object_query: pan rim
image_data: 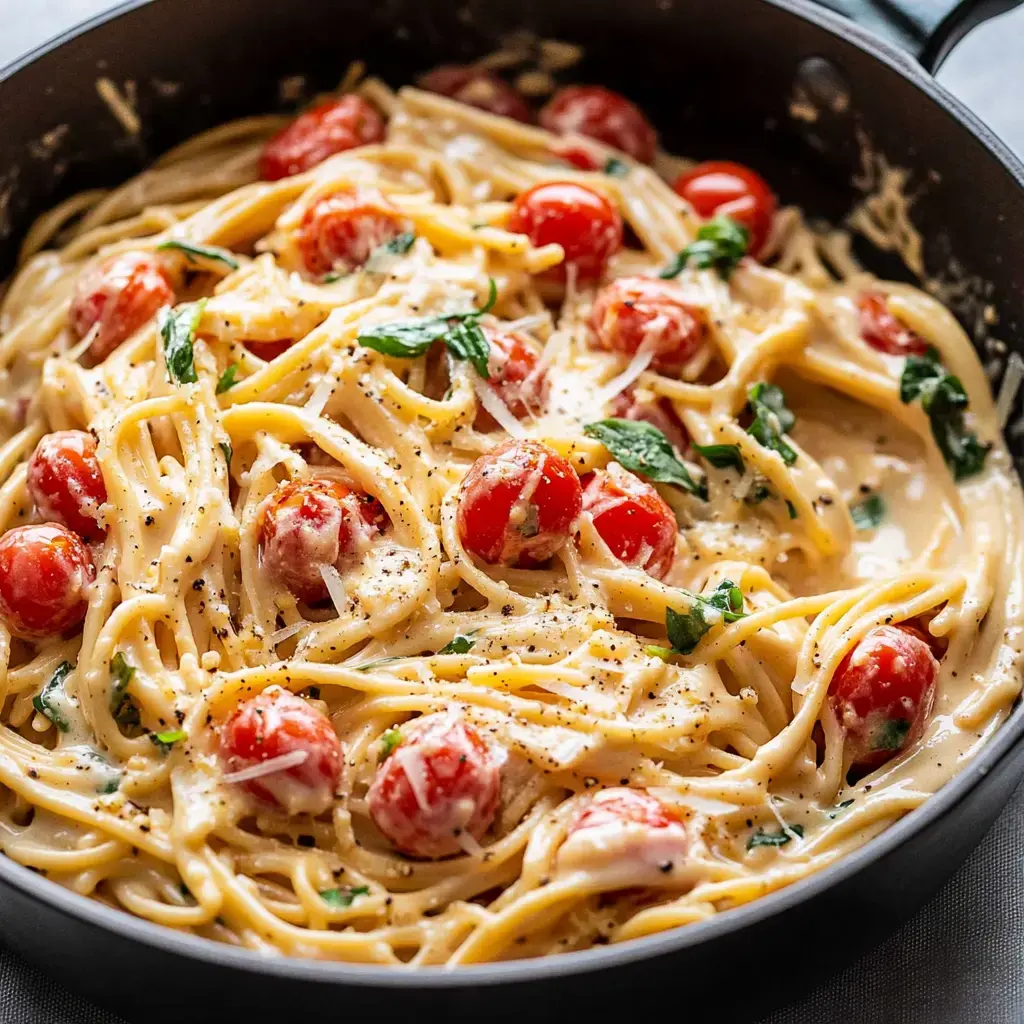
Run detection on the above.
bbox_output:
[0,0,1022,990]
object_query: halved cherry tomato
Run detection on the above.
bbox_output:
[673,160,776,256]
[829,624,938,772]
[220,688,342,815]
[28,431,107,542]
[367,712,501,859]
[0,524,95,638]
[258,477,387,602]
[608,388,689,453]
[570,787,681,833]
[244,339,294,361]
[856,291,929,356]
[297,188,409,277]
[474,329,548,430]
[552,141,603,172]
[70,252,174,364]
[591,276,706,374]
[419,64,532,122]
[457,439,582,567]
[581,465,676,579]
[540,86,657,164]
[506,181,622,283]
[259,96,386,181]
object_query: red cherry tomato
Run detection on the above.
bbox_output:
[220,688,342,815]
[581,465,676,579]
[591,276,706,374]
[673,161,776,256]
[419,64,532,122]
[506,181,622,283]
[551,141,603,172]
[70,252,174,364]
[258,477,387,602]
[457,439,583,567]
[367,712,501,859]
[540,86,657,164]
[569,787,681,835]
[259,96,386,181]
[829,624,938,772]
[297,188,409,277]
[0,524,95,638]
[474,329,548,430]
[28,431,107,542]
[608,388,689,453]
[245,339,294,361]
[856,291,929,356]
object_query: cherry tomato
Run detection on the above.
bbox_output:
[0,524,95,638]
[506,181,622,283]
[570,787,681,834]
[608,388,689,453]
[419,64,532,122]
[367,712,501,859]
[591,276,706,373]
[856,291,929,356]
[829,624,938,772]
[540,86,657,164]
[245,339,294,361]
[457,439,582,567]
[259,96,386,181]
[297,188,409,277]
[220,688,342,815]
[474,329,548,430]
[673,160,776,256]
[70,252,174,364]
[258,477,387,602]
[581,465,676,579]
[28,431,107,542]
[551,141,603,172]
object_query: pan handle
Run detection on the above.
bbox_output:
[814,0,1023,73]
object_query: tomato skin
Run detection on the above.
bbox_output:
[540,86,657,164]
[244,339,294,361]
[0,524,95,638]
[591,276,706,374]
[259,96,386,181]
[367,712,501,859]
[70,252,174,364]
[457,439,583,567]
[608,388,688,453]
[474,329,548,430]
[506,181,622,283]
[28,431,107,541]
[258,477,387,602]
[419,65,532,122]
[297,188,408,277]
[829,624,938,771]
[581,465,676,579]
[673,160,776,256]
[570,787,681,835]
[856,291,929,356]
[220,688,342,815]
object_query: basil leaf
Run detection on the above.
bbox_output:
[747,824,804,850]
[219,441,233,466]
[701,579,746,623]
[357,316,451,358]
[583,419,707,499]
[604,157,629,178]
[320,885,370,908]
[660,215,749,281]
[109,653,136,723]
[850,493,885,531]
[149,728,186,753]
[644,644,677,661]
[873,718,911,751]
[438,634,476,655]
[476,277,498,316]
[693,442,745,475]
[33,661,73,732]
[157,239,239,271]
[216,364,238,394]
[378,728,402,761]
[444,319,491,379]
[364,232,416,272]
[664,581,746,655]
[159,300,206,385]
[747,382,797,465]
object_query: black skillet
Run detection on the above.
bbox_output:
[0,1,1021,1021]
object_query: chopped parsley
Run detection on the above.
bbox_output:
[378,728,402,762]
[850,492,885,531]
[747,824,804,850]
[665,580,747,655]
[438,633,477,655]
[660,215,749,280]
[149,728,186,753]
[157,239,239,271]
[216,364,239,394]
[873,718,911,751]
[320,885,370,908]
[159,300,206,386]
[33,661,73,732]
[604,157,630,178]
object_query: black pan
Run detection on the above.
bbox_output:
[0,1,1021,1021]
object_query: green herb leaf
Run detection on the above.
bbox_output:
[379,728,402,761]
[664,581,746,655]
[323,271,346,284]
[872,718,911,752]
[157,239,239,271]
[364,232,416,273]
[109,652,136,726]
[604,157,629,178]
[159,300,206,386]
[438,634,477,655]
[219,441,233,466]
[747,824,804,850]
[692,442,745,475]
[149,728,186,753]
[476,277,498,316]
[786,499,798,520]
[747,382,797,465]
[660,215,750,280]
[216,364,238,394]
[850,493,885,531]
[701,579,746,623]
[744,478,773,505]
[444,318,491,379]
[33,661,73,732]
[100,776,121,794]
[827,798,855,819]
[583,419,707,499]
[644,644,677,662]
[356,656,405,672]
[320,884,370,908]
